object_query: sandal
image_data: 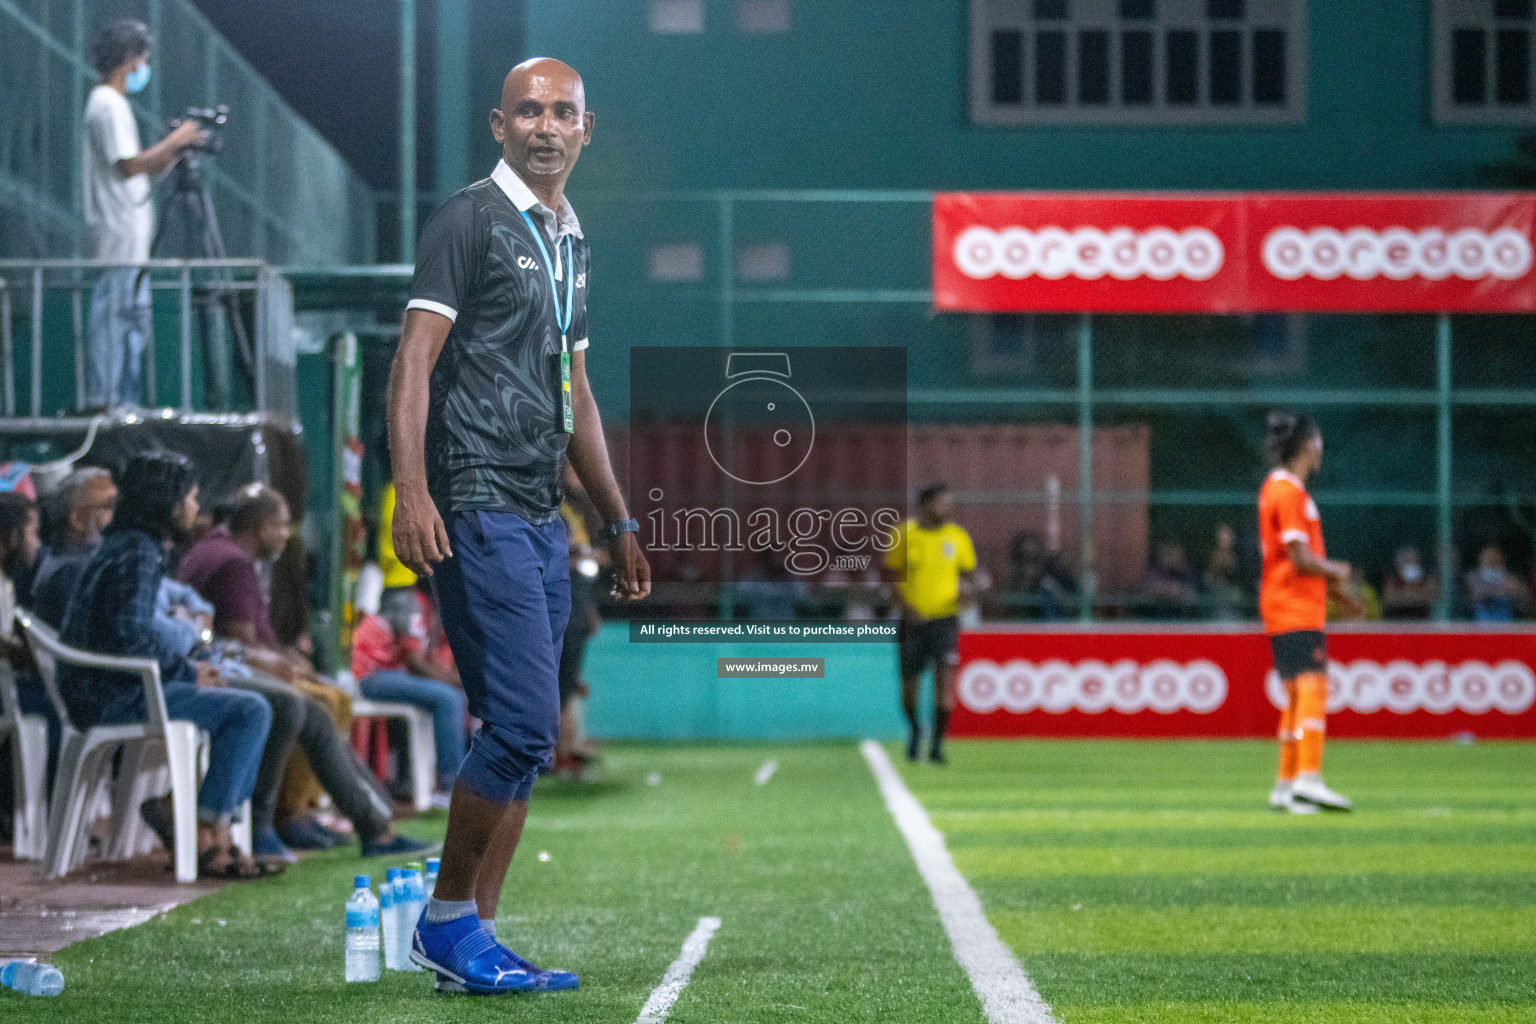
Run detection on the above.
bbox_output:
[199,845,281,880]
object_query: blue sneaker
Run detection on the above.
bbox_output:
[411,914,535,995]
[503,948,579,992]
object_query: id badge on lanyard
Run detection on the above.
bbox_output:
[519,209,576,434]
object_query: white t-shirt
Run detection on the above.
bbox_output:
[81,84,153,263]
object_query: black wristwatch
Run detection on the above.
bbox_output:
[597,518,639,542]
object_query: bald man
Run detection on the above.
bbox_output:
[389,58,650,996]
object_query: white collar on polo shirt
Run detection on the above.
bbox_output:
[490,159,583,242]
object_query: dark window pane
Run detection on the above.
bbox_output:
[1497,29,1531,102]
[1210,29,1242,104]
[1036,30,1068,104]
[1208,0,1243,18]
[1253,28,1286,104]
[1120,0,1155,18]
[1079,29,1111,103]
[1034,0,1068,18]
[992,30,1025,104]
[1454,29,1488,105]
[1122,30,1154,104]
[1495,0,1532,18]
[1167,30,1199,104]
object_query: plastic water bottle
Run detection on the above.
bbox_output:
[424,857,439,898]
[398,869,427,970]
[379,867,402,970]
[344,875,381,983]
[1,960,64,996]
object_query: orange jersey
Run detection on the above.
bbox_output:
[1258,469,1327,634]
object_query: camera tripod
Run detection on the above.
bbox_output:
[147,146,255,410]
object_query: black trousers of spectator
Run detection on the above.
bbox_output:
[232,674,392,842]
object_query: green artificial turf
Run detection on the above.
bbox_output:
[905,738,1536,1023]
[4,739,1533,1023]
[1,744,984,1024]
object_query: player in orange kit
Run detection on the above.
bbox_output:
[1258,412,1359,814]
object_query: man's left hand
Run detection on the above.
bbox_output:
[609,533,651,601]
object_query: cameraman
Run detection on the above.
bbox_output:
[82,19,204,410]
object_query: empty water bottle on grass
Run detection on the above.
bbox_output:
[1,960,64,996]
[345,875,381,983]
[380,867,403,970]
[424,857,439,898]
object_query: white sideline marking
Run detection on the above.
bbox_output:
[861,740,1057,1024]
[635,916,722,1024]
[754,759,779,785]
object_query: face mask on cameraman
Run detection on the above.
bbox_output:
[125,59,151,94]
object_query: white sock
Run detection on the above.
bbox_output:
[423,897,478,924]
[480,918,496,938]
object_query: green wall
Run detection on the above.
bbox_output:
[526,0,1522,191]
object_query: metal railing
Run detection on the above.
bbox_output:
[0,259,293,417]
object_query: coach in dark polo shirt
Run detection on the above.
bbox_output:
[387,57,649,994]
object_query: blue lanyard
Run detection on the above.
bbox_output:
[518,209,575,348]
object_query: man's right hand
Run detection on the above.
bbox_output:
[393,487,452,577]
[167,119,204,150]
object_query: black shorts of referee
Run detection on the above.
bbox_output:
[899,616,960,678]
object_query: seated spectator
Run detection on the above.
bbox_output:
[1329,566,1382,621]
[351,577,467,802]
[1465,544,1529,623]
[1138,539,1201,619]
[1,492,41,609]
[32,468,117,627]
[179,483,429,860]
[55,453,275,879]
[1004,531,1075,620]
[1382,545,1439,620]
[1202,523,1249,621]
[0,491,60,773]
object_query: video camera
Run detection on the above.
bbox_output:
[170,105,229,154]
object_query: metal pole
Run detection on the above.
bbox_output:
[1435,313,1453,622]
[30,268,42,416]
[71,285,84,410]
[717,197,736,618]
[254,268,267,412]
[399,0,417,263]
[433,0,471,195]
[70,0,85,257]
[1,281,13,415]
[1077,313,1094,622]
[179,266,192,411]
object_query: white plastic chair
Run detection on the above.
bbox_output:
[347,675,437,814]
[18,610,252,869]
[0,662,49,860]
[19,609,199,882]
[348,564,438,813]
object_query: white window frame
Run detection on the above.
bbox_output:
[970,0,1307,126]
[650,0,705,34]
[1434,0,1536,124]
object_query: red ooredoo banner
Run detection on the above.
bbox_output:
[952,627,1536,739]
[934,192,1536,313]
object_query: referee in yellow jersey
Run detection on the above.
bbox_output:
[883,483,977,764]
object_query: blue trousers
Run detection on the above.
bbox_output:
[431,510,570,804]
[87,267,149,408]
[359,669,468,789]
[101,682,271,822]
